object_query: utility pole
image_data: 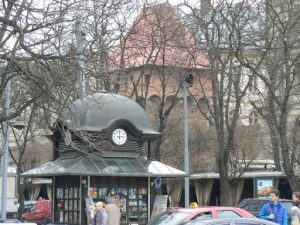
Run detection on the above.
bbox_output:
[183,74,193,208]
[75,16,86,97]
[1,76,11,220]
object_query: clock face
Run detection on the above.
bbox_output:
[112,129,127,145]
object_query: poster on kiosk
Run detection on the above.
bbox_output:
[256,178,273,198]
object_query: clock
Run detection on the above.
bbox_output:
[112,128,127,145]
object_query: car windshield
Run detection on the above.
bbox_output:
[150,211,191,225]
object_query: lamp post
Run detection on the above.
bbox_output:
[1,77,11,220]
[1,77,26,220]
[183,74,193,208]
[75,16,86,97]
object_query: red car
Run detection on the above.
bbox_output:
[22,200,51,225]
[149,207,255,225]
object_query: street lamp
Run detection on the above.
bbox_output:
[1,77,26,220]
[1,76,12,221]
[183,74,193,208]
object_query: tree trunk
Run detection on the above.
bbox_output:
[280,127,300,191]
[153,138,162,161]
[17,170,25,220]
[266,119,281,171]
[218,155,232,206]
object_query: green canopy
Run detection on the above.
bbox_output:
[21,153,186,178]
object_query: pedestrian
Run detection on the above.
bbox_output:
[291,192,300,225]
[105,197,121,225]
[93,202,108,225]
[259,189,288,225]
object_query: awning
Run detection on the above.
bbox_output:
[21,153,186,178]
[190,171,286,180]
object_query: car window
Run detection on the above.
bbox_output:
[184,221,207,225]
[235,222,269,225]
[211,222,231,225]
[149,212,191,225]
[217,210,242,218]
[185,222,230,225]
[30,205,36,212]
[192,211,212,220]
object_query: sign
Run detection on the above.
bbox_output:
[154,177,161,189]
[151,195,168,220]
[256,178,273,197]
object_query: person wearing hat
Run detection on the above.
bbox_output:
[105,197,121,225]
[93,202,108,225]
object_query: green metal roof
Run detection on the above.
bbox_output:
[63,91,161,137]
[21,153,186,178]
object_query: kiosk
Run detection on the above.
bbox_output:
[22,91,186,225]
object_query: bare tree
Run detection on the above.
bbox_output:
[0,0,81,125]
[235,0,300,191]
[0,0,85,216]
[181,0,264,205]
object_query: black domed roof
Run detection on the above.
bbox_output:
[62,91,160,137]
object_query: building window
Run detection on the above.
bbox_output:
[144,74,150,87]
[148,95,161,105]
[249,111,258,125]
[249,75,258,92]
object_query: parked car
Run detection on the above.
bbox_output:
[237,198,293,219]
[182,218,278,225]
[22,200,51,225]
[148,207,255,225]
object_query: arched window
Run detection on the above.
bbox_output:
[187,96,196,110]
[148,95,161,105]
[165,95,179,106]
[249,75,258,92]
[197,97,209,113]
[249,111,258,125]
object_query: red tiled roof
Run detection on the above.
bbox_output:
[110,3,209,70]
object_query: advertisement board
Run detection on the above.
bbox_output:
[256,178,273,197]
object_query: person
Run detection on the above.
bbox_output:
[105,197,121,225]
[93,202,108,225]
[291,192,300,225]
[259,189,288,225]
[189,202,198,208]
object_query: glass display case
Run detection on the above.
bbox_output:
[138,188,148,224]
[55,187,80,224]
[88,186,148,225]
[128,188,138,223]
[128,187,148,224]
